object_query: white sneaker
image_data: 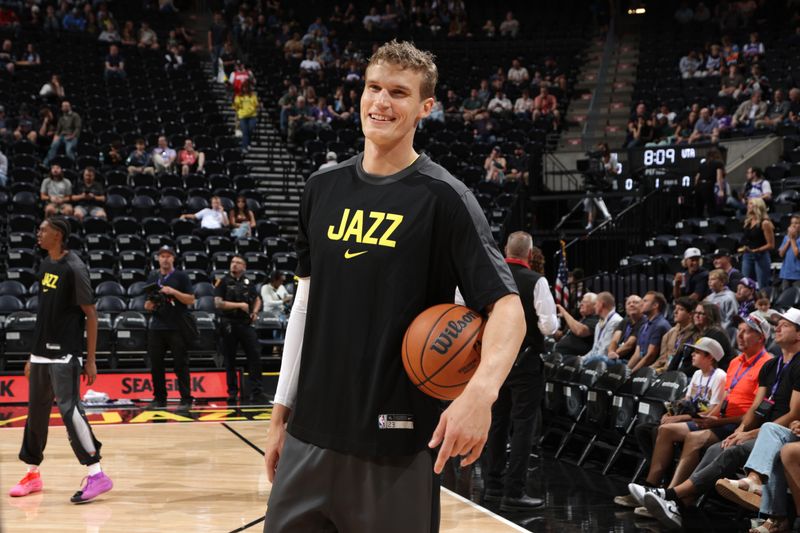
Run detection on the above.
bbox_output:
[628,483,666,506]
[643,492,682,530]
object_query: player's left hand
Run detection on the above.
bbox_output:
[83,360,97,386]
[429,390,491,474]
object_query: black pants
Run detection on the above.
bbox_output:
[147,329,192,402]
[483,350,544,497]
[220,322,263,397]
[20,357,102,466]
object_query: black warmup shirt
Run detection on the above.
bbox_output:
[758,354,800,422]
[32,252,93,358]
[146,269,193,330]
[289,153,517,457]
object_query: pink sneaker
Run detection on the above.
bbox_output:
[70,472,113,504]
[9,471,43,497]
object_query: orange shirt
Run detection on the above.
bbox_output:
[723,350,772,417]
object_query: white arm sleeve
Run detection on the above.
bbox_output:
[272,277,310,409]
[454,287,466,306]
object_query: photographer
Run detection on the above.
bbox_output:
[214,256,266,404]
[583,143,617,230]
[144,246,195,409]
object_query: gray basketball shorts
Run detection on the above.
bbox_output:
[264,433,440,533]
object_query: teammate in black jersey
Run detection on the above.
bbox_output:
[263,41,526,532]
[9,217,113,503]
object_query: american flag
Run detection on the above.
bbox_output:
[554,240,570,307]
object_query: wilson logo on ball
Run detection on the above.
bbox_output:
[429,311,480,355]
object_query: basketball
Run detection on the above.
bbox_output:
[402,304,484,401]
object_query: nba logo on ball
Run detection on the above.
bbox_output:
[402,304,485,401]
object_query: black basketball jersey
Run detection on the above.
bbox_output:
[289,153,517,456]
[32,251,94,359]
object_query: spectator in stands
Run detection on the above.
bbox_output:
[62,7,85,32]
[230,195,256,239]
[581,292,624,366]
[512,89,534,119]
[484,146,506,184]
[13,104,38,143]
[278,85,299,134]
[177,139,205,176]
[674,111,698,144]
[533,86,559,129]
[0,147,6,188]
[779,214,800,291]
[181,195,230,239]
[757,89,789,129]
[506,145,529,184]
[126,138,154,175]
[693,146,725,216]
[120,20,136,46]
[740,197,775,291]
[626,115,654,148]
[481,19,496,38]
[208,12,227,68]
[300,50,322,73]
[671,302,735,376]
[234,81,259,152]
[542,56,567,92]
[0,39,14,74]
[732,90,767,132]
[628,291,671,372]
[151,136,177,174]
[41,164,73,217]
[712,249,743,291]
[608,295,644,364]
[743,64,770,98]
[261,270,293,340]
[39,74,65,102]
[622,317,770,512]
[712,104,732,136]
[137,21,158,50]
[705,44,722,76]
[789,88,800,125]
[719,64,744,99]
[729,166,771,213]
[689,107,719,144]
[327,86,353,124]
[736,277,758,319]
[319,151,338,171]
[43,101,80,165]
[461,88,487,123]
[554,293,599,358]
[653,297,698,373]
[679,50,702,78]
[487,90,512,118]
[499,11,520,38]
[705,269,739,329]
[286,95,312,143]
[507,58,529,87]
[42,5,60,34]
[103,44,125,81]
[71,167,106,221]
[97,21,120,43]
[742,31,765,63]
[16,43,40,67]
[230,61,255,98]
[643,308,800,530]
[674,247,710,302]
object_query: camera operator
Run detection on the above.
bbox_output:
[144,245,196,409]
[583,142,618,230]
[214,255,266,404]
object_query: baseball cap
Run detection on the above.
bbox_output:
[732,312,771,339]
[768,307,800,328]
[157,245,176,257]
[683,247,702,260]
[738,277,758,291]
[713,248,731,258]
[685,337,724,362]
[326,151,337,161]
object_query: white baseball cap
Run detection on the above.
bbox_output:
[685,337,724,362]
[768,308,800,328]
[683,247,702,260]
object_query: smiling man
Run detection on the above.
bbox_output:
[263,40,525,533]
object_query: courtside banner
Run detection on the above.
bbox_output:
[0,371,229,404]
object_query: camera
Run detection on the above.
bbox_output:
[142,282,168,307]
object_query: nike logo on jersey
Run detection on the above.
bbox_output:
[344,249,368,259]
[327,209,404,248]
[41,272,59,292]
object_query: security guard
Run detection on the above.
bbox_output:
[214,255,266,403]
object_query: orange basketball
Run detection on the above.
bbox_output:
[402,304,484,401]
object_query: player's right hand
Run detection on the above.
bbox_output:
[264,419,287,483]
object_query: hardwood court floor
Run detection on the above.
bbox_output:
[1,420,527,533]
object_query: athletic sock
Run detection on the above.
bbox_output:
[664,488,677,501]
[88,463,102,476]
[26,465,39,473]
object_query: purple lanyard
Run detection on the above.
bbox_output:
[157,270,174,288]
[728,350,765,393]
[769,353,798,400]
[693,371,714,401]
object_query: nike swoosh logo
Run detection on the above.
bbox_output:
[344,249,368,259]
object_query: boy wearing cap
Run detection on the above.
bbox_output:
[673,247,709,302]
[644,308,800,530]
[778,214,800,291]
[736,277,758,318]
[705,269,739,329]
[712,248,743,291]
[9,217,112,503]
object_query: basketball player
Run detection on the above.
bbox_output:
[9,217,113,503]
[263,40,525,532]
